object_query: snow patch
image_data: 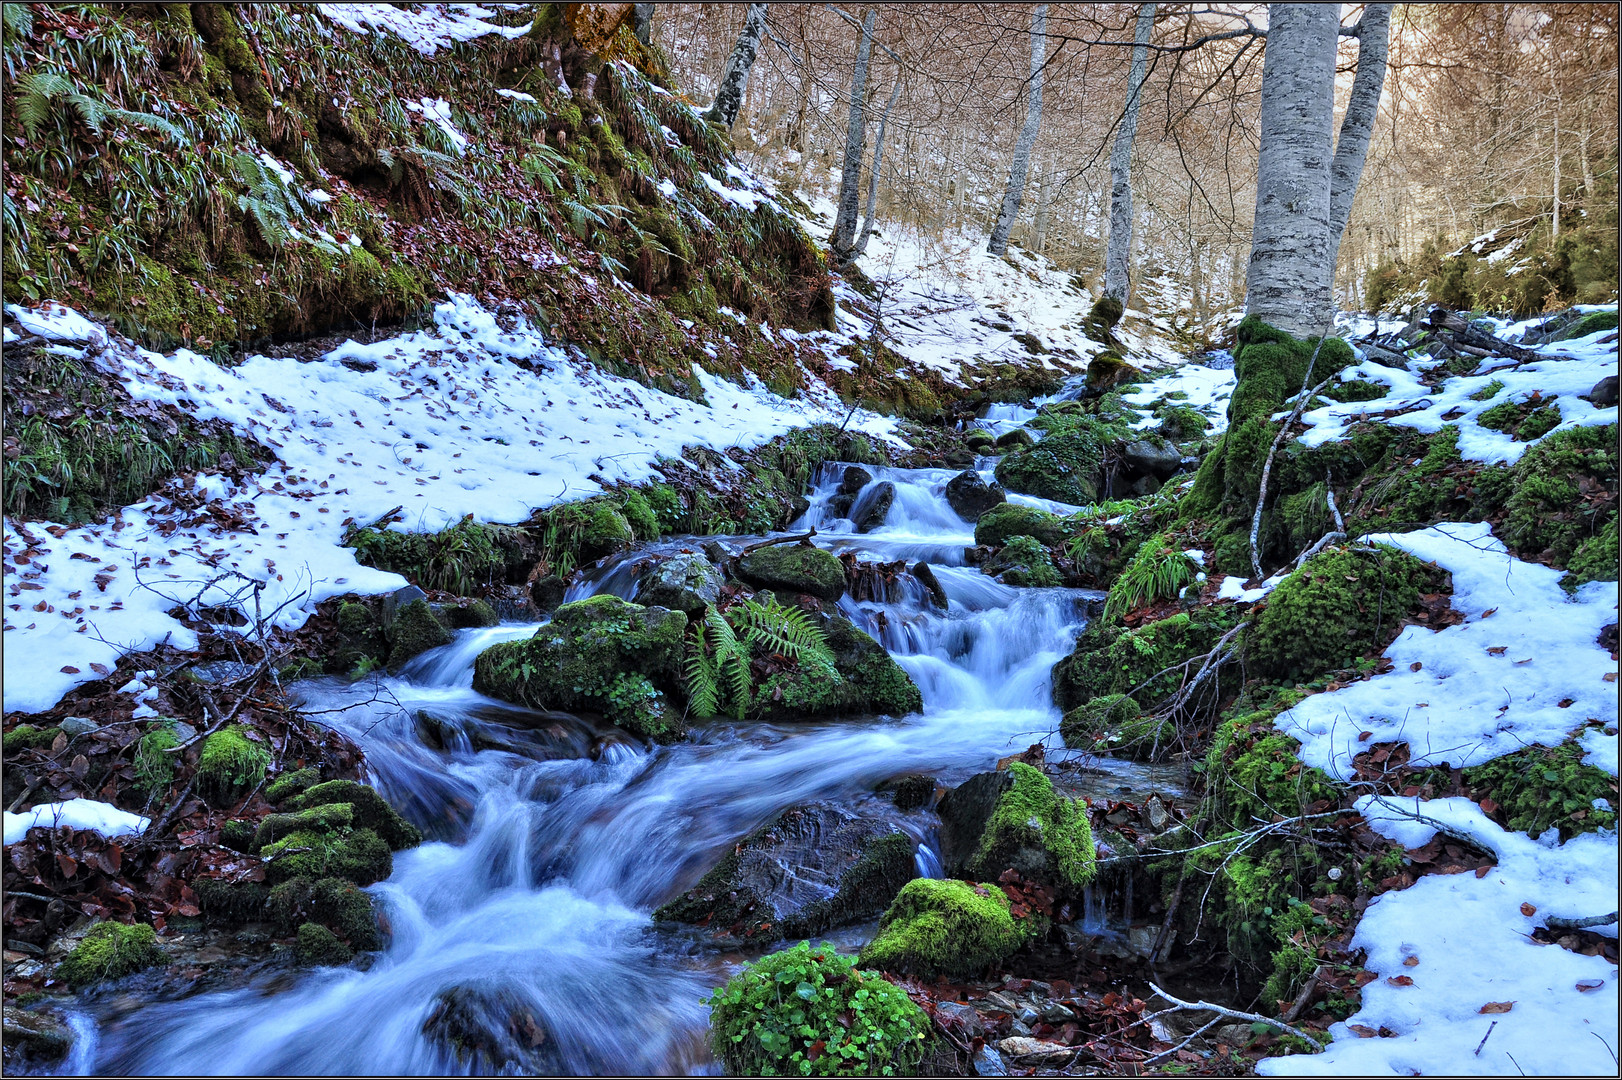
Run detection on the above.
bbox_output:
[318,3,530,55]
[3,800,150,845]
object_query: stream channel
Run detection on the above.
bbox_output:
[63,401,1188,1075]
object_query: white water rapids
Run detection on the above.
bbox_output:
[68,457,1170,1076]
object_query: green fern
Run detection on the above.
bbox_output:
[14,69,185,145]
[684,620,721,719]
[232,152,296,248]
[729,596,834,667]
[1103,534,1199,623]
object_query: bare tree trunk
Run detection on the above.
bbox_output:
[855,76,902,256]
[702,3,769,129]
[830,9,876,261]
[988,4,1048,256]
[1325,2,1391,278]
[1032,158,1052,255]
[1245,3,1340,337]
[1105,2,1155,300]
[633,3,655,47]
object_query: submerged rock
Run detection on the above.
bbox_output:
[421,984,565,1074]
[635,551,723,615]
[851,480,896,533]
[944,470,1007,522]
[736,544,845,602]
[472,595,688,741]
[2,1005,73,1065]
[654,802,917,943]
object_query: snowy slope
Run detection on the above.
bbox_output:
[1,296,900,716]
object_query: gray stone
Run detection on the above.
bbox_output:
[997,1037,1072,1066]
[1120,437,1183,480]
[973,1046,1009,1076]
[936,769,1014,878]
[944,470,1008,522]
[57,717,97,737]
[839,465,873,495]
[851,481,896,533]
[994,428,1036,450]
[382,585,429,628]
[636,552,723,615]
[911,561,949,609]
[528,576,567,612]
[1587,375,1618,407]
[935,1000,984,1038]
[2,1005,72,1062]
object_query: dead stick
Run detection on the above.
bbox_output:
[1146,981,1324,1051]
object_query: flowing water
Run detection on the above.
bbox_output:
[66,449,1182,1076]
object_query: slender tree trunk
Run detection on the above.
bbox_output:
[1032,159,1052,255]
[702,3,769,129]
[988,4,1048,256]
[1105,2,1155,300]
[830,9,876,260]
[855,77,902,256]
[633,3,655,47]
[1324,3,1391,280]
[1245,3,1339,337]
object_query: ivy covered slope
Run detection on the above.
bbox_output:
[0,2,848,398]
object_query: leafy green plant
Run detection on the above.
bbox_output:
[14,69,186,146]
[685,598,835,720]
[1103,533,1199,622]
[231,151,298,248]
[133,721,179,798]
[704,941,930,1077]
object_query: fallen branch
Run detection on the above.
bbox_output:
[740,529,817,554]
[1546,912,1619,932]
[1146,981,1324,1052]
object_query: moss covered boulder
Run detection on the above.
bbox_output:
[260,827,394,887]
[268,875,381,949]
[984,535,1061,587]
[55,922,163,988]
[858,878,1029,980]
[706,942,931,1077]
[472,595,688,741]
[1060,693,1174,760]
[994,428,1107,506]
[387,598,454,672]
[1248,543,1448,681]
[286,779,423,851]
[736,544,845,602]
[196,724,271,807]
[937,763,1096,890]
[974,503,1065,547]
[1051,608,1235,714]
[636,551,723,615]
[654,803,916,943]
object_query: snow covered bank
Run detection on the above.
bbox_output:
[1,800,150,845]
[2,296,900,715]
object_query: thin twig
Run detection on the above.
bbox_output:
[1146,981,1324,1051]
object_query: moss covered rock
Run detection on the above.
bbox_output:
[55,922,163,988]
[1248,543,1447,681]
[1052,608,1235,713]
[938,764,1096,890]
[196,725,271,806]
[984,535,1061,587]
[706,941,930,1077]
[251,802,354,853]
[295,922,353,966]
[264,767,320,804]
[858,878,1028,980]
[654,803,915,942]
[1060,693,1174,760]
[973,502,1065,547]
[267,875,380,949]
[440,599,500,629]
[286,780,422,850]
[387,598,453,672]
[260,827,393,887]
[2,725,64,753]
[472,595,688,740]
[994,428,1107,506]
[636,551,723,614]
[736,545,845,602]
[1227,316,1354,426]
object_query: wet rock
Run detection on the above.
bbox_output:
[702,540,730,564]
[382,584,429,627]
[937,764,1096,889]
[472,595,688,741]
[750,611,923,721]
[850,481,896,533]
[1120,437,1183,480]
[965,429,997,454]
[998,1037,1073,1066]
[386,598,453,671]
[935,1000,984,1037]
[993,428,1035,450]
[840,465,874,494]
[912,561,950,609]
[286,780,422,851]
[421,984,564,1074]
[654,802,916,943]
[973,503,1064,547]
[2,1004,73,1064]
[635,552,723,616]
[737,544,845,602]
[1587,374,1618,407]
[938,769,1015,876]
[528,575,568,612]
[973,1044,1010,1075]
[1145,794,1171,831]
[945,470,1007,522]
[437,599,499,629]
[878,773,936,810]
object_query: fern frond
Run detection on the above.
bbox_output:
[684,621,720,719]
[732,597,834,666]
[108,107,188,146]
[720,648,751,720]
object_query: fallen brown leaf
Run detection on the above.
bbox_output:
[1479,1002,1514,1014]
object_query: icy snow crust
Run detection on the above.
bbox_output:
[317,3,530,55]
[1262,521,1618,1077]
[1275,521,1617,781]
[1,799,150,845]
[1,295,899,715]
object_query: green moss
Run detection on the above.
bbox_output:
[1060,693,1174,760]
[287,780,421,850]
[1203,713,1341,832]
[1502,424,1617,567]
[1563,516,1618,593]
[387,598,453,671]
[264,766,320,804]
[295,922,353,966]
[251,802,354,852]
[736,545,846,602]
[2,724,63,753]
[1469,379,1506,402]
[1463,741,1618,841]
[55,922,163,988]
[347,518,519,595]
[1554,308,1619,340]
[260,826,393,887]
[1052,608,1235,713]
[1228,317,1355,426]
[196,724,271,806]
[984,534,1060,587]
[1260,899,1331,1010]
[1478,398,1562,441]
[706,941,930,1077]
[133,724,180,795]
[278,656,325,682]
[825,616,923,717]
[217,820,259,853]
[858,878,1029,980]
[1249,544,1446,682]
[194,877,269,924]
[994,425,1111,506]
[336,602,375,635]
[974,502,1065,547]
[962,762,1096,889]
[440,599,499,629]
[472,595,688,740]
[267,876,380,948]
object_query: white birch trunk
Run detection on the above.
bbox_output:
[830,10,876,260]
[1104,2,1155,301]
[987,4,1048,257]
[855,76,902,256]
[1244,3,1339,338]
[702,3,769,129]
[1324,2,1391,279]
